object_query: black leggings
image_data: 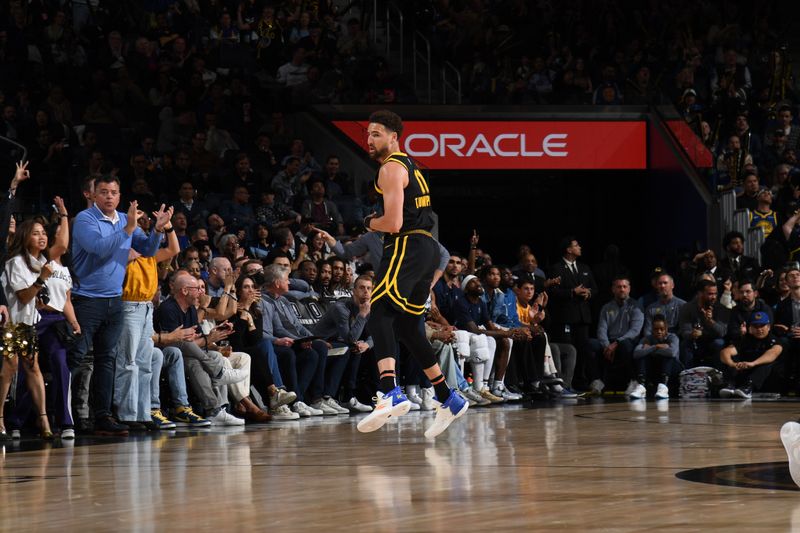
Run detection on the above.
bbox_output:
[368,298,438,370]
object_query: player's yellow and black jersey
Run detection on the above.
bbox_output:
[375,152,435,233]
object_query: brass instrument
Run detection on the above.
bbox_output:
[766,46,793,119]
[725,148,746,189]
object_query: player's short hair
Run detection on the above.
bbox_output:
[369,109,404,137]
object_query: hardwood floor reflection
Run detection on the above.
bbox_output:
[2,400,800,531]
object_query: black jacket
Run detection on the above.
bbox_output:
[547,259,597,326]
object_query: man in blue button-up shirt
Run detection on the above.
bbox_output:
[69,175,166,436]
[588,276,644,396]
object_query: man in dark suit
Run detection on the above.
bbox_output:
[547,236,597,389]
[172,180,209,229]
[718,230,760,283]
[772,265,800,390]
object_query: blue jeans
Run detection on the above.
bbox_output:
[151,346,190,409]
[323,342,351,398]
[114,301,155,421]
[69,296,124,419]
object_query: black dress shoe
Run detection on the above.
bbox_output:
[120,421,148,431]
[77,418,94,434]
[94,417,130,436]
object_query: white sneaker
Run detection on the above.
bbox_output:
[424,390,469,439]
[655,383,670,400]
[61,428,75,439]
[624,379,639,397]
[629,383,647,400]
[270,388,297,408]
[291,402,312,417]
[323,397,350,415]
[348,397,373,413]
[209,409,245,426]
[296,400,323,416]
[781,421,800,488]
[214,367,247,387]
[420,387,435,411]
[408,400,421,411]
[270,404,300,420]
[356,388,411,433]
[311,399,339,416]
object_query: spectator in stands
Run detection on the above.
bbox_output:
[678,279,730,368]
[256,188,300,229]
[589,277,644,397]
[206,257,235,299]
[316,155,353,198]
[189,130,217,177]
[548,237,597,390]
[631,315,678,400]
[219,185,257,234]
[248,223,271,260]
[734,113,762,163]
[259,264,332,416]
[644,273,686,336]
[297,260,318,287]
[311,274,374,413]
[455,275,522,401]
[69,175,165,436]
[736,173,761,212]
[432,252,464,325]
[114,207,178,431]
[689,249,726,288]
[773,266,800,386]
[767,106,800,152]
[763,129,789,175]
[750,188,778,238]
[727,279,773,342]
[719,311,781,399]
[301,180,344,236]
[277,46,310,87]
[505,276,562,399]
[171,211,191,250]
[271,156,312,206]
[155,272,246,425]
[718,231,760,283]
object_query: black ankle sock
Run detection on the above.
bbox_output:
[379,370,396,394]
[430,374,450,401]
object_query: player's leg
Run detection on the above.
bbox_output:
[357,300,412,433]
[394,313,468,439]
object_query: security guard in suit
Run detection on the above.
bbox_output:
[547,236,597,389]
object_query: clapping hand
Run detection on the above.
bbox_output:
[152,204,173,231]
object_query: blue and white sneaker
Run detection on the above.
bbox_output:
[424,389,469,439]
[356,386,412,433]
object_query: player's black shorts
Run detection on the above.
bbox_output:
[371,230,440,315]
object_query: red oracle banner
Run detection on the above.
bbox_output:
[332,120,647,170]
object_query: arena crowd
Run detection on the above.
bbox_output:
[0,0,799,438]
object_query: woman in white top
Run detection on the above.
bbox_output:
[17,197,78,438]
[0,218,57,439]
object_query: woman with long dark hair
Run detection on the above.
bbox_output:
[0,216,65,439]
[230,275,297,420]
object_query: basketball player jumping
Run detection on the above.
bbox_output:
[356,110,469,438]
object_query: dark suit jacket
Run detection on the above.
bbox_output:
[547,259,598,326]
[173,200,209,229]
[774,296,799,334]
[717,254,760,283]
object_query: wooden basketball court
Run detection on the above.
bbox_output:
[1,399,798,531]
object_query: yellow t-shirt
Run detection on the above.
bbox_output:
[517,301,531,326]
[122,256,159,302]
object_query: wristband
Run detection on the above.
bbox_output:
[34,278,45,287]
[58,213,68,219]
[163,226,174,233]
